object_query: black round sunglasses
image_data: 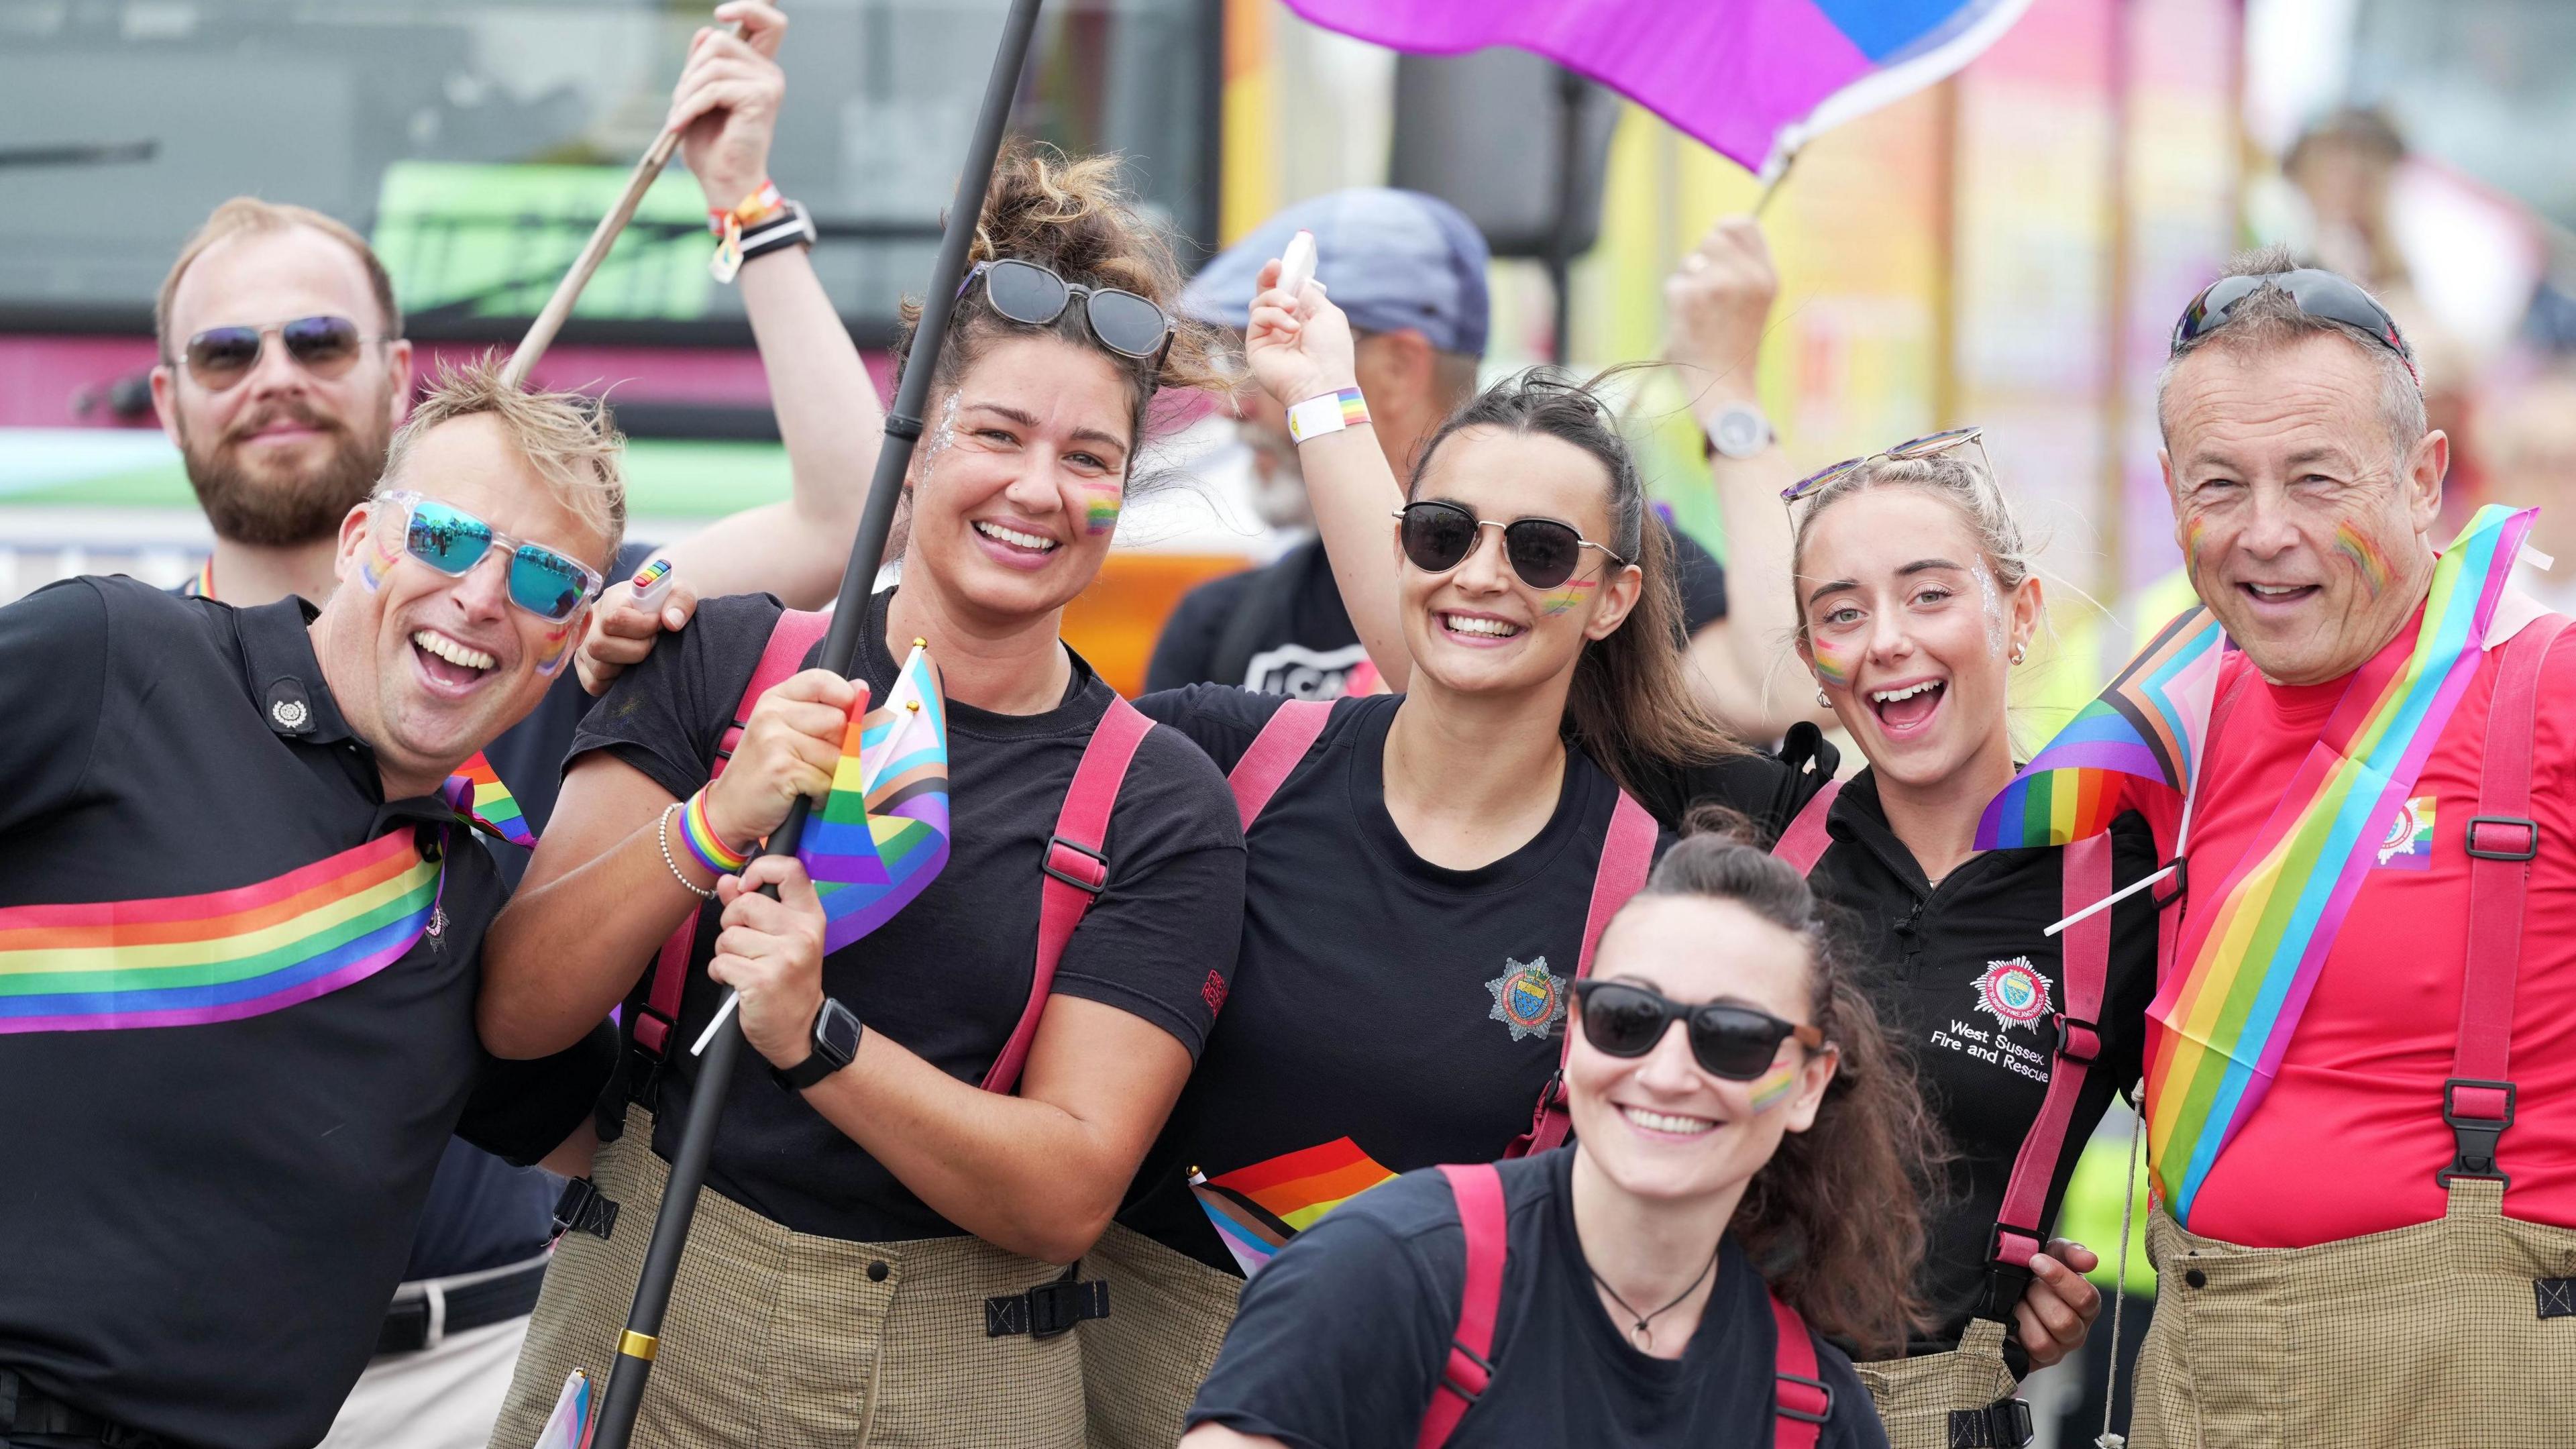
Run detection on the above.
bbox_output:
[1395,500,1628,592]
[1571,979,1825,1080]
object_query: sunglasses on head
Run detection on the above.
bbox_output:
[1394,500,1628,592]
[2171,269,2418,385]
[957,258,1177,366]
[1782,426,1987,505]
[380,490,604,624]
[180,315,384,390]
[1572,979,1825,1080]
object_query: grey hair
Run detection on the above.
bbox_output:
[1788,447,2033,644]
[2154,245,2426,464]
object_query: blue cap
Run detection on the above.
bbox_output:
[1181,189,1491,358]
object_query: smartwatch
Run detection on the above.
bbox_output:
[773,996,863,1091]
[1706,402,1774,460]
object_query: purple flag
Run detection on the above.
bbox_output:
[1284,0,2034,176]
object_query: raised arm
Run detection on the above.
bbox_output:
[1663,217,1827,740]
[1240,265,1417,689]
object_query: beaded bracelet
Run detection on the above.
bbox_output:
[657,803,717,900]
[679,788,751,874]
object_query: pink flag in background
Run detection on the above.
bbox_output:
[1283,0,2035,176]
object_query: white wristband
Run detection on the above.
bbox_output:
[1286,387,1370,445]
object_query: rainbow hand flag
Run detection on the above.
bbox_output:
[441,751,533,848]
[2146,505,2535,1226]
[1191,1137,1398,1277]
[0,832,441,1034]
[796,644,951,955]
[1978,606,2229,849]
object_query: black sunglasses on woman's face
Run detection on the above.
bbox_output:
[1393,500,1628,592]
[1571,979,1824,1080]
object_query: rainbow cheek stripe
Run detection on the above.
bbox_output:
[1539,577,1597,616]
[1748,1059,1801,1113]
[1809,639,1856,690]
[0,833,441,1034]
[358,524,404,593]
[2333,525,2392,598]
[533,622,575,679]
[1079,483,1122,535]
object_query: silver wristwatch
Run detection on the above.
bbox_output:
[1707,402,1774,460]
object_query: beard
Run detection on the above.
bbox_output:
[179,396,390,547]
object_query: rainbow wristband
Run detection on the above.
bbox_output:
[680,789,751,874]
[707,180,784,235]
[1286,387,1370,445]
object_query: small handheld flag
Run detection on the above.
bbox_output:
[533,1368,592,1449]
[442,751,535,848]
[798,642,953,955]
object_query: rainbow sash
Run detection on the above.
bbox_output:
[0,831,441,1034]
[1190,1137,1398,1276]
[2146,505,2535,1224]
[796,645,951,954]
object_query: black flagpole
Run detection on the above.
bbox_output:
[583,0,1047,1442]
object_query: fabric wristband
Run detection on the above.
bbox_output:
[708,180,785,236]
[680,788,751,874]
[1286,387,1370,445]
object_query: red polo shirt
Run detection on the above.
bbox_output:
[2140,612,2576,1248]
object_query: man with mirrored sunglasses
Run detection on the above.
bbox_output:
[0,361,629,1449]
[2063,249,2576,1446]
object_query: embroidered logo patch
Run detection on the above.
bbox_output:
[1972,957,2051,1033]
[1201,969,1229,1017]
[1485,957,1567,1041]
[2376,795,2436,870]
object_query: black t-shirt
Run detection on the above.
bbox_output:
[574,587,1246,1242]
[1120,689,1682,1273]
[0,578,606,1449]
[1799,770,2158,1355]
[1187,1148,1886,1449]
[1146,524,1733,696]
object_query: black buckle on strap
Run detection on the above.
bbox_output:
[551,1177,621,1242]
[2465,815,2540,861]
[1040,835,1109,894]
[2438,1077,2517,1187]
[1775,1369,1834,1426]
[2051,1013,2100,1065]
[985,1267,1109,1340]
[1947,1395,2033,1447]
[2151,857,2188,910]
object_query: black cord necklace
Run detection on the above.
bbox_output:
[1589,1243,1722,1350]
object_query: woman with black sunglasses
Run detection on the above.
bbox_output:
[479,144,1247,1448]
[1079,268,1835,1445]
[1181,834,1925,1448]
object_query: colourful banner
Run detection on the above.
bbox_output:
[796,645,951,955]
[2146,506,2536,1224]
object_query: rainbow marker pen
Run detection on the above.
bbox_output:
[1539,576,1597,616]
[2333,525,2390,598]
[630,557,675,612]
[1748,1059,1801,1113]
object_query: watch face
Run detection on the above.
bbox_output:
[817,998,863,1062]
[1713,406,1770,459]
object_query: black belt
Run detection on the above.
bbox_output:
[0,1370,170,1449]
[374,1255,551,1358]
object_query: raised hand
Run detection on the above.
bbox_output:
[1243,257,1359,413]
[669,0,790,215]
[1663,216,1778,419]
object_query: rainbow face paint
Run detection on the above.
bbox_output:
[1539,576,1597,616]
[1809,636,1858,691]
[2181,516,2211,581]
[2333,524,2392,598]
[533,620,575,679]
[1078,480,1123,536]
[357,516,405,593]
[1748,1059,1801,1113]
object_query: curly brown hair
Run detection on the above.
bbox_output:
[892,142,1229,466]
[1618,826,1946,1358]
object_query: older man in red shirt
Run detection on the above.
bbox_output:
[2124,250,2576,1446]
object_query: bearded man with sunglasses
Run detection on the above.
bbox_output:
[0,360,631,1449]
[2075,250,2576,1446]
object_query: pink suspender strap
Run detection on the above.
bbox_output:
[2442,613,2565,1185]
[1768,1293,1831,1449]
[982,694,1155,1095]
[1984,831,2114,1295]
[1770,779,1842,875]
[1416,1163,1508,1449]
[1228,698,1334,828]
[1510,792,1660,1158]
[633,608,832,1058]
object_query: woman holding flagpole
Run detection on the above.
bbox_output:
[476,140,1246,1448]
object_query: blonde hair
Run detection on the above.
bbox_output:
[1788,449,2033,645]
[378,355,627,570]
[157,198,402,358]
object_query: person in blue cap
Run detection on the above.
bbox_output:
[1146,191,1815,741]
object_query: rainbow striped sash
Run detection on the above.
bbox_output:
[442,751,533,847]
[2146,505,2535,1225]
[796,643,951,954]
[0,831,441,1034]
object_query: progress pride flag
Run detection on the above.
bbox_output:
[1285,0,2034,175]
